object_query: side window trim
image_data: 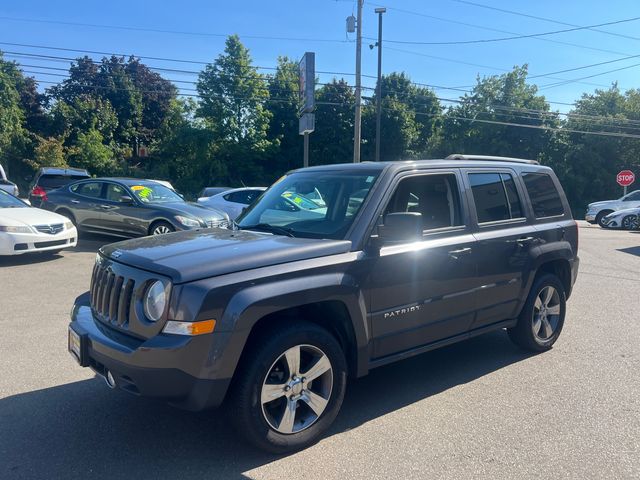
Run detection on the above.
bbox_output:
[72,181,105,200]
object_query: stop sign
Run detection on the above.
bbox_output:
[616,170,635,187]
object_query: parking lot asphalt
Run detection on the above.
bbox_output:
[1,223,638,480]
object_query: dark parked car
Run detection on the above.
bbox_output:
[29,167,91,207]
[68,156,579,453]
[43,178,229,237]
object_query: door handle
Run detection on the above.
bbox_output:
[70,199,80,204]
[516,236,535,246]
[99,205,113,210]
[448,247,472,259]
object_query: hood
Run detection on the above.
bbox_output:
[588,199,619,208]
[0,207,68,226]
[154,202,228,221]
[605,207,640,217]
[100,229,352,283]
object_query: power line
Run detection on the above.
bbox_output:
[539,62,640,89]
[450,0,640,42]
[0,16,352,44]
[380,15,640,46]
[368,2,636,58]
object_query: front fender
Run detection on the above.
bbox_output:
[209,273,369,380]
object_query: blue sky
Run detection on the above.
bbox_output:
[1,0,639,113]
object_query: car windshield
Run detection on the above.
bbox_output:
[39,174,89,189]
[0,190,27,208]
[237,170,380,239]
[129,183,183,204]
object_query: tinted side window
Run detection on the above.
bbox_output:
[385,174,462,231]
[105,183,127,202]
[73,182,103,199]
[522,173,564,218]
[623,190,640,201]
[469,173,511,223]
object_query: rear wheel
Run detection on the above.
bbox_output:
[508,274,566,352]
[622,215,639,230]
[149,221,175,236]
[228,321,347,453]
[595,210,613,228]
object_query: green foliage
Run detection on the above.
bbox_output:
[32,136,67,169]
[311,79,355,164]
[0,54,24,157]
[67,129,118,175]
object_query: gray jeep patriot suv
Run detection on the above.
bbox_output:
[68,155,579,452]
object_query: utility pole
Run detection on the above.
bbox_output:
[353,0,364,163]
[374,7,386,162]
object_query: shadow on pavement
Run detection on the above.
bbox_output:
[0,330,532,480]
[617,246,640,257]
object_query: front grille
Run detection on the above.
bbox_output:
[34,239,67,249]
[34,223,64,234]
[90,262,135,328]
[206,219,229,229]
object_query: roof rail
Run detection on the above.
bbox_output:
[445,154,539,165]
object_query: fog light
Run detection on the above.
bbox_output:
[163,319,216,336]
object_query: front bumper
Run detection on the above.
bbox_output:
[0,228,77,255]
[585,213,596,223]
[69,294,232,411]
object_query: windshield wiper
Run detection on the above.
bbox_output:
[239,223,296,237]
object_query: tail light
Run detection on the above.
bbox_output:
[32,186,48,202]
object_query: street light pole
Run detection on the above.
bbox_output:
[374,7,385,162]
[353,0,364,163]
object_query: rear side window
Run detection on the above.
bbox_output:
[522,173,565,218]
[38,174,90,189]
[71,182,103,199]
[469,172,524,223]
[225,190,262,205]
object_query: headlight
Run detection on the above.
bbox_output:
[0,225,34,233]
[143,280,169,322]
[64,221,74,230]
[175,215,202,228]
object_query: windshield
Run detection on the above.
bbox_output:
[130,183,183,204]
[237,170,380,239]
[0,190,28,208]
[39,174,89,189]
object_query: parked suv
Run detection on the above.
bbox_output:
[68,155,579,452]
[29,167,91,207]
[585,189,640,227]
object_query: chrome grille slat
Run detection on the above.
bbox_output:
[34,223,64,234]
[90,260,135,331]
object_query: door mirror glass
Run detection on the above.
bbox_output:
[378,212,423,243]
[119,195,134,204]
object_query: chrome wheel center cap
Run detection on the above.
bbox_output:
[289,377,304,396]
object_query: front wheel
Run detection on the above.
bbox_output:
[622,215,639,230]
[228,322,347,453]
[149,221,175,236]
[508,274,566,352]
[595,210,612,228]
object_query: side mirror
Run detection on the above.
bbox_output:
[378,212,423,243]
[120,195,134,204]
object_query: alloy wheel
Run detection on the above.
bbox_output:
[152,225,172,235]
[532,286,561,341]
[260,344,333,434]
[622,215,639,230]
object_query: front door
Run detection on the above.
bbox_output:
[100,182,147,236]
[365,171,478,359]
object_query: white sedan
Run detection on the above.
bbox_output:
[0,190,78,255]
[602,207,640,230]
[198,187,266,220]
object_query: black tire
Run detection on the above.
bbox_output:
[508,274,566,352]
[622,215,639,230]
[595,210,612,228]
[148,220,175,236]
[228,321,347,453]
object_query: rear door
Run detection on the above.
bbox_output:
[364,170,478,359]
[463,169,537,330]
[68,181,105,230]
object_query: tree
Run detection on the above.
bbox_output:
[311,79,355,164]
[0,54,24,161]
[441,66,559,160]
[196,35,275,184]
[67,129,117,175]
[267,56,302,174]
[32,136,67,169]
